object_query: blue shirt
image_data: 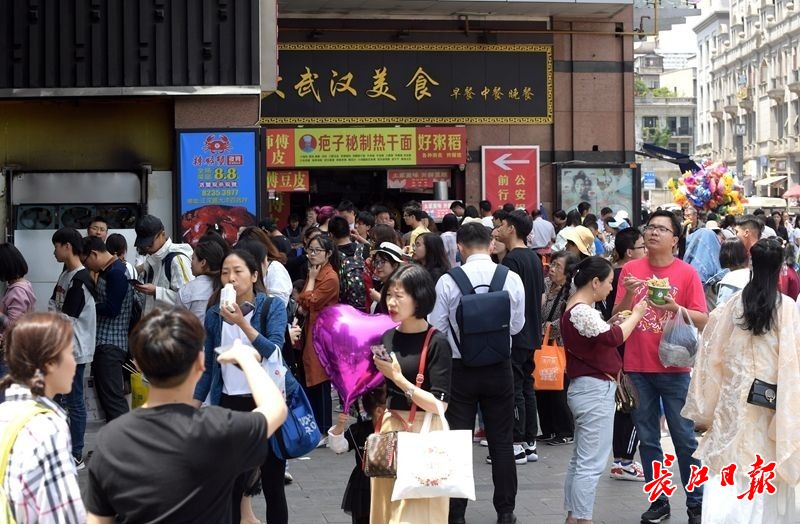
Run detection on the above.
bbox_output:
[194,293,296,405]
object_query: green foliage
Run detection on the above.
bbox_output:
[642,127,672,147]
[634,77,677,98]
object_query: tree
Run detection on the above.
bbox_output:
[642,127,672,147]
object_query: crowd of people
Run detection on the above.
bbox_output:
[1,197,800,524]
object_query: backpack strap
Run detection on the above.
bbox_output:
[162,252,179,283]
[259,295,274,335]
[446,266,475,296]
[0,402,51,484]
[488,265,509,292]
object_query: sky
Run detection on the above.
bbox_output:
[658,23,700,53]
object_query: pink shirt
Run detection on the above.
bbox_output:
[614,257,706,373]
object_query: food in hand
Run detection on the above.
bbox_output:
[647,276,671,305]
[618,310,632,319]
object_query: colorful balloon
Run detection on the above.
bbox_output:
[312,304,398,412]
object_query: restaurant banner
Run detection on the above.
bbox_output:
[261,43,553,125]
[266,127,466,168]
[387,168,450,189]
[422,200,456,221]
[267,170,310,192]
[177,130,258,246]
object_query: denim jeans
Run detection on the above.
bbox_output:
[564,376,616,520]
[56,364,87,459]
[628,372,703,507]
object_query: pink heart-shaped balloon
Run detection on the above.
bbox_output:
[313,304,398,412]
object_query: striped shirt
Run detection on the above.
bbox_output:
[1,384,86,523]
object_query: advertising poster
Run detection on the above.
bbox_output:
[178,130,258,246]
[557,166,638,220]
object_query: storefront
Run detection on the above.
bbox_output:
[259,40,555,221]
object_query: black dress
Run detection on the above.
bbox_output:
[341,419,374,523]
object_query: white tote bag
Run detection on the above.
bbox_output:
[391,402,475,501]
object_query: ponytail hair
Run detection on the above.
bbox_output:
[0,312,73,396]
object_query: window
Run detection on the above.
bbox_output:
[666,117,678,133]
[679,143,690,155]
[643,116,658,128]
[679,116,691,135]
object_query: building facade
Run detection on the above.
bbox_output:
[696,0,800,196]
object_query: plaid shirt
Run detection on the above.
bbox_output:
[95,258,133,351]
[0,384,86,523]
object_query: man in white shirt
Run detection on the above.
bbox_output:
[527,209,556,250]
[480,200,494,228]
[430,222,526,524]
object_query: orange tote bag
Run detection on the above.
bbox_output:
[533,322,566,391]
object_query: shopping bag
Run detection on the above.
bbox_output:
[269,375,321,460]
[391,402,475,501]
[658,306,699,367]
[533,323,566,390]
[264,349,287,399]
[130,373,149,409]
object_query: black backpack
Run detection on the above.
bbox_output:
[446,265,512,367]
[337,244,367,311]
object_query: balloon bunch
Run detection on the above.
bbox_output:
[667,161,746,215]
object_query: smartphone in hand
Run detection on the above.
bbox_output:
[370,344,392,362]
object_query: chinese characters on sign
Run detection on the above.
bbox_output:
[421,201,456,221]
[387,169,450,190]
[260,43,553,125]
[178,131,258,245]
[481,146,540,210]
[266,170,309,192]
[644,454,778,502]
[266,127,466,168]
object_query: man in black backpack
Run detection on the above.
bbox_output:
[329,216,367,311]
[430,222,526,524]
[495,210,545,461]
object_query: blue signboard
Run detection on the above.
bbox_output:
[643,171,656,190]
[177,130,258,246]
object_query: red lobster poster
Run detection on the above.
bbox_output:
[178,130,258,246]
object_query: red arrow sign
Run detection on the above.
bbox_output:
[481,146,540,211]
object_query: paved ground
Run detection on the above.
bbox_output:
[79,420,693,524]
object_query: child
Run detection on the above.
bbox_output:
[328,386,387,524]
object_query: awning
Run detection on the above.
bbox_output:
[755,175,788,187]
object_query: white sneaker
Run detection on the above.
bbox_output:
[524,442,538,462]
[479,439,489,447]
[485,444,528,465]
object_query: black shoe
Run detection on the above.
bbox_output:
[641,499,671,523]
[497,513,517,524]
[687,503,702,524]
[448,517,466,524]
[546,436,574,446]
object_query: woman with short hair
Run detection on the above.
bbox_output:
[0,312,86,523]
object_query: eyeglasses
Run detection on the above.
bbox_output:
[632,244,647,250]
[88,225,107,233]
[643,225,674,236]
[306,248,326,255]
[373,257,390,268]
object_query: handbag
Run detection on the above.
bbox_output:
[363,412,409,478]
[747,378,777,410]
[391,401,476,501]
[533,322,566,391]
[362,327,435,478]
[612,370,639,413]
[269,370,322,460]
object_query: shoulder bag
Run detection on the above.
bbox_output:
[362,327,435,478]
[564,303,639,413]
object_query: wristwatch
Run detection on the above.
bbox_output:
[404,386,415,401]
